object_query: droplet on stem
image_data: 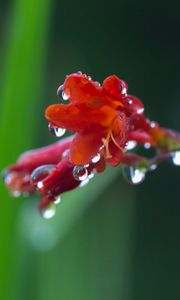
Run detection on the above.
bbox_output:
[73,165,88,181]
[31,165,54,188]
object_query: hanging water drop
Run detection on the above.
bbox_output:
[92,153,101,163]
[79,177,90,187]
[57,84,70,101]
[48,123,66,137]
[122,166,146,185]
[41,203,56,220]
[31,165,54,186]
[125,140,137,150]
[172,151,180,166]
[73,165,88,181]
[54,195,61,205]
[62,91,69,100]
[57,84,63,98]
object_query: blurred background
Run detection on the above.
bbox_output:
[0,0,180,299]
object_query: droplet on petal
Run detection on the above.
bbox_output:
[54,195,61,205]
[144,142,151,149]
[31,165,54,187]
[62,149,70,159]
[125,140,137,150]
[73,165,88,181]
[122,166,146,185]
[92,153,101,163]
[57,84,64,98]
[121,83,127,95]
[79,177,90,187]
[171,151,180,166]
[41,203,56,220]
[48,123,66,137]
[57,84,70,101]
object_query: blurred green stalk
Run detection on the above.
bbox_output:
[0,0,52,298]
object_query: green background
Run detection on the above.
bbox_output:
[0,0,180,299]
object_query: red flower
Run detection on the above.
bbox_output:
[2,72,180,218]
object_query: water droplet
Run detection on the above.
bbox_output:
[79,177,90,187]
[144,142,151,149]
[10,190,21,197]
[172,151,180,166]
[125,140,137,150]
[37,181,43,189]
[57,84,63,97]
[149,164,157,171]
[77,71,82,75]
[92,153,101,163]
[122,166,146,185]
[150,121,156,128]
[62,91,69,100]
[54,195,61,205]
[31,165,54,186]
[48,123,66,137]
[95,81,101,86]
[73,165,88,181]
[57,84,70,101]
[41,203,56,220]
[121,82,128,95]
[87,76,91,81]
[137,107,144,114]
[62,149,70,159]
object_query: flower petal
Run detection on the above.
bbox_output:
[70,133,103,165]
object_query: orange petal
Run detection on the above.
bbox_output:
[70,133,103,165]
[105,141,123,167]
[45,103,118,133]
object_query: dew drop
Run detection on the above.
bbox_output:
[10,190,21,197]
[150,121,156,128]
[92,153,101,163]
[57,84,63,98]
[172,151,180,166]
[79,177,90,187]
[57,84,70,101]
[144,142,151,149]
[87,76,92,81]
[54,195,61,205]
[95,81,101,87]
[62,91,69,100]
[37,181,43,189]
[31,165,54,186]
[137,107,144,114]
[149,164,157,171]
[41,203,56,220]
[48,123,66,137]
[122,166,146,185]
[77,71,82,75]
[125,140,137,150]
[62,149,70,159]
[73,165,88,181]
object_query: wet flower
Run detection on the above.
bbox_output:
[2,72,180,218]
